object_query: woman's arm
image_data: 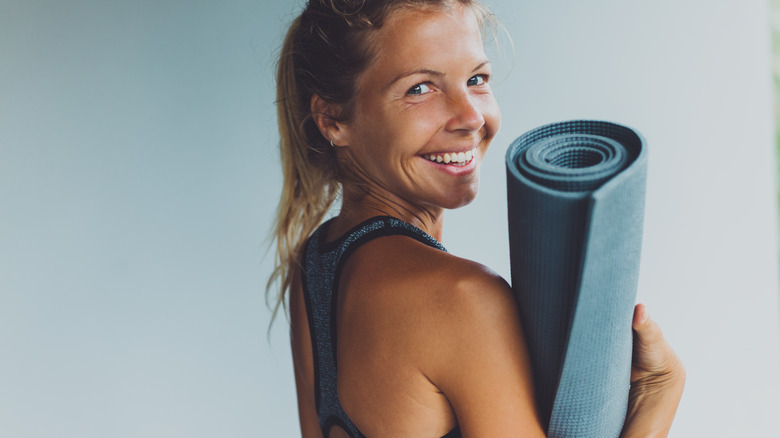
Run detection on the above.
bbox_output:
[424,265,547,437]
[427,262,683,437]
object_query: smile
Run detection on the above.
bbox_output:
[423,148,477,167]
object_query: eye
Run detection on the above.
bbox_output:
[467,75,488,86]
[407,83,432,96]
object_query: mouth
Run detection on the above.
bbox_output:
[423,147,478,167]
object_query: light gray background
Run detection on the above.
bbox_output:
[2,0,779,436]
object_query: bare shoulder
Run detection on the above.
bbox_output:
[339,232,513,329]
[339,233,545,436]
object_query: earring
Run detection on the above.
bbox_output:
[329,139,334,147]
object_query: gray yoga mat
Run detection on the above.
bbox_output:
[505,120,647,437]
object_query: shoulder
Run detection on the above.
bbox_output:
[339,229,515,322]
[340,231,511,320]
[337,231,520,369]
[340,233,545,435]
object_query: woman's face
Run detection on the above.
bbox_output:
[337,3,501,213]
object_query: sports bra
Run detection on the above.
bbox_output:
[301,216,461,437]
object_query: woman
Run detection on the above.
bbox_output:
[268,0,686,436]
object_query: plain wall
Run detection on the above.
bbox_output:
[1,0,778,436]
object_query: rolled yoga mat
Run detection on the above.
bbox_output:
[505,120,647,437]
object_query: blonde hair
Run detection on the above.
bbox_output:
[267,0,496,325]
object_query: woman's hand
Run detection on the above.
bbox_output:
[621,304,686,438]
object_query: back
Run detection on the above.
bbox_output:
[291,215,544,437]
[299,216,459,437]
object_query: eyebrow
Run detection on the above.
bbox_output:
[383,60,491,90]
[384,69,444,91]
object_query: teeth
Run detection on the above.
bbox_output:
[424,148,478,165]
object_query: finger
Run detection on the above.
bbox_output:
[632,303,648,329]
[632,303,664,347]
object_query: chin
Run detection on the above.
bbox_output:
[441,186,479,210]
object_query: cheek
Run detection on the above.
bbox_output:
[350,114,415,176]
[403,108,444,142]
[482,95,501,138]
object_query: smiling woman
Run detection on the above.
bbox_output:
[267,1,684,437]
[318,4,499,219]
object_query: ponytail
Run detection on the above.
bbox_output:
[267,15,340,325]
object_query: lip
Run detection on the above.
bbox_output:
[424,147,477,155]
[419,153,479,176]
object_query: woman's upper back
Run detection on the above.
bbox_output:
[291,216,545,437]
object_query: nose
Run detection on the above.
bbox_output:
[445,91,485,133]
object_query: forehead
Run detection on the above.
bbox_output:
[360,4,486,86]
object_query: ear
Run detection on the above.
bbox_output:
[311,94,348,147]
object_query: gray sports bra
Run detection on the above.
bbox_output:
[301,216,461,438]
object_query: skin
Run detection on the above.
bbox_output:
[291,4,685,437]
[319,3,498,240]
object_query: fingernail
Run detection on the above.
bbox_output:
[641,308,649,323]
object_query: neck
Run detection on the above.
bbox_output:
[335,182,445,242]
